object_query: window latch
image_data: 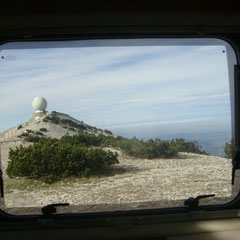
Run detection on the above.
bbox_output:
[184,194,215,208]
[41,203,69,218]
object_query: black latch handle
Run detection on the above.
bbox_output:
[184,194,215,208]
[41,203,69,217]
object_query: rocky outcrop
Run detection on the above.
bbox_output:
[1,111,111,142]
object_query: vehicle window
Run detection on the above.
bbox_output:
[0,38,237,215]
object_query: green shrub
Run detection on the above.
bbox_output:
[35,131,44,135]
[58,133,207,159]
[116,137,178,159]
[60,118,87,130]
[44,115,60,124]
[6,138,119,183]
[19,132,30,137]
[104,129,113,135]
[60,133,103,147]
[39,128,47,132]
[12,132,207,184]
[26,129,34,134]
[170,138,207,155]
[224,139,233,159]
[24,136,41,142]
[44,114,88,131]
[17,124,22,130]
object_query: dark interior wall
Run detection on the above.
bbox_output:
[0,2,240,30]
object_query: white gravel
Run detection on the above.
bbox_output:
[2,151,234,213]
[0,112,235,214]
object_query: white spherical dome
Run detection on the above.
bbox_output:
[32,96,47,112]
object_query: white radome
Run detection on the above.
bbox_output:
[32,96,47,112]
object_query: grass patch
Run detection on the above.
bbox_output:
[4,176,104,192]
[4,177,43,192]
[4,164,132,192]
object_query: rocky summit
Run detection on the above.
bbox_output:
[0,111,114,177]
[0,111,113,142]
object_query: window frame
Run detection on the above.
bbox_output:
[0,33,240,223]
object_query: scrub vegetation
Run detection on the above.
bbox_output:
[6,137,119,183]
[224,139,233,159]
[25,133,207,158]
[6,132,207,183]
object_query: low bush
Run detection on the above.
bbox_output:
[60,118,87,130]
[39,128,47,132]
[19,132,30,137]
[60,133,103,147]
[6,138,119,183]
[44,114,87,131]
[24,136,41,142]
[43,115,60,124]
[58,133,207,159]
[169,138,208,155]
[35,131,44,135]
[115,137,178,158]
[26,129,34,134]
[104,129,113,135]
[224,139,233,159]
[16,131,207,184]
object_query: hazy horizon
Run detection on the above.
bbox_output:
[110,118,231,157]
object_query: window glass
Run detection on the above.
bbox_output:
[0,38,237,215]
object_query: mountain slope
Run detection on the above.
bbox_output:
[1,111,113,141]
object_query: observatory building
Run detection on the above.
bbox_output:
[31,96,48,120]
[32,96,47,113]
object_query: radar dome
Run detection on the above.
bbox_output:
[32,96,47,112]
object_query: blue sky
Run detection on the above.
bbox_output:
[0,39,234,137]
